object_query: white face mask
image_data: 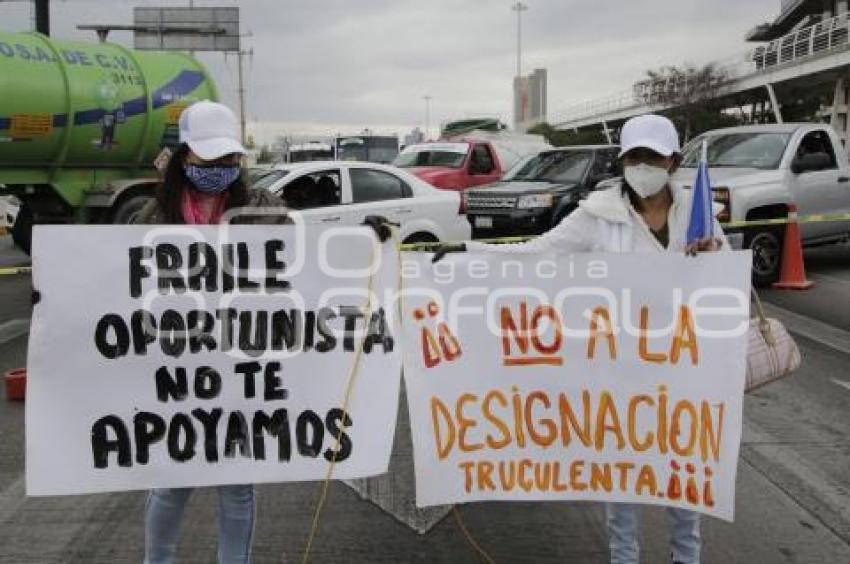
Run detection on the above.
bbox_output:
[624,163,670,199]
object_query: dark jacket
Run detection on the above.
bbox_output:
[135,188,290,225]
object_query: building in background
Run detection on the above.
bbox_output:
[404,127,425,148]
[514,68,547,132]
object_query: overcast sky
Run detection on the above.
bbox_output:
[1,0,780,143]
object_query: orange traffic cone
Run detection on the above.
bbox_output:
[4,368,25,401]
[772,204,814,290]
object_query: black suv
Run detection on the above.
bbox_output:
[464,145,620,237]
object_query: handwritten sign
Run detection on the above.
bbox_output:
[26,224,401,496]
[400,251,751,521]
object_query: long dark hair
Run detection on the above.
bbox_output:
[621,180,644,213]
[154,143,249,223]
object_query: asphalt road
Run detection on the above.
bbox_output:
[1,234,849,563]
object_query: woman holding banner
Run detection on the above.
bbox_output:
[136,100,288,564]
[135,100,392,564]
[451,114,729,564]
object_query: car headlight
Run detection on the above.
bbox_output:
[516,194,554,209]
[712,186,731,222]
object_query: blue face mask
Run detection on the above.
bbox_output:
[184,163,241,194]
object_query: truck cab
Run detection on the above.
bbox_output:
[392,141,502,191]
[675,123,850,285]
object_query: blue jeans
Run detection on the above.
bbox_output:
[144,485,256,564]
[606,503,700,564]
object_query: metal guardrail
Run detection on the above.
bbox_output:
[553,13,850,126]
[752,13,850,70]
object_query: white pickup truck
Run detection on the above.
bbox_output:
[675,123,850,285]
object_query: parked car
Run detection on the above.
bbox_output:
[675,123,850,285]
[393,132,550,192]
[257,161,470,244]
[393,141,503,192]
[464,145,621,238]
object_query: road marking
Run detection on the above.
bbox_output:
[762,302,850,356]
[831,378,850,392]
[0,319,29,347]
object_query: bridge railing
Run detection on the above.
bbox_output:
[752,12,849,70]
[553,13,850,126]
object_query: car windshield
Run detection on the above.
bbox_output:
[393,145,467,168]
[504,150,592,183]
[251,169,289,190]
[681,132,791,169]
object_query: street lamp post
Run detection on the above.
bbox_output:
[34,0,49,35]
[512,1,528,78]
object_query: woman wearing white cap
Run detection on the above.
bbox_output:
[136,100,286,564]
[136,100,287,226]
[135,101,391,563]
[443,114,728,563]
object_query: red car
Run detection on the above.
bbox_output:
[393,141,504,192]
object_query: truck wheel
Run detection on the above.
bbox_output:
[745,227,783,287]
[10,204,33,255]
[111,195,153,224]
[402,233,438,245]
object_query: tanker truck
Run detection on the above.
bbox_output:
[0,32,219,253]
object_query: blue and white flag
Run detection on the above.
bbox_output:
[687,139,714,244]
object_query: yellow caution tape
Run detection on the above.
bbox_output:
[401,235,533,251]
[2,212,849,275]
[0,266,32,276]
[720,212,850,229]
[399,212,850,251]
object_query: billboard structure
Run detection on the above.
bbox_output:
[133,7,240,52]
[130,7,248,144]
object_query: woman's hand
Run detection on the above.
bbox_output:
[685,237,723,256]
[362,215,396,242]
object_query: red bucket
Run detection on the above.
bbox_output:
[4,368,26,401]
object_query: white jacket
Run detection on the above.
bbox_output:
[467,184,729,254]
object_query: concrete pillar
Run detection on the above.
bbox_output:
[840,0,849,15]
[766,83,783,123]
[601,121,613,144]
[34,0,49,35]
[830,77,850,147]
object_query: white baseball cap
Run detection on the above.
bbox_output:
[618,114,680,158]
[179,100,245,160]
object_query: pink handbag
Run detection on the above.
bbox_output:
[745,291,801,392]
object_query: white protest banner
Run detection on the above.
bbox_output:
[27,224,400,495]
[401,251,751,521]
